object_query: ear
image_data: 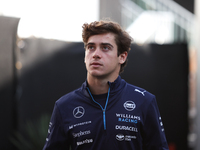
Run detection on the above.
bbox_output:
[119,52,128,64]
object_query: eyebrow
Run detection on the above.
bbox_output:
[85,42,114,48]
[101,43,114,48]
[85,42,95,47]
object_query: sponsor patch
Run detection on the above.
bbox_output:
[73,106,85,118]
[118,118,137,123]
[69,121,92,129]
[77,139,93,146]
[159,117,165,132]
[46,122,52,142]
[134,89,146,96]
[116,113,140,120]
[116,134,124,141]
[123,101,136,111]
[116,113,141,124]
[116,134,137,141]
[115,125,138,132]
[73,130,91,138]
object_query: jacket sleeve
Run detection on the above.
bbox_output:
[43,103,70,150]
[142,96,169,150]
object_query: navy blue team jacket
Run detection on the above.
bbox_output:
[43,76,169,150]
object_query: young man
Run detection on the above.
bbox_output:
[43,20,169,150]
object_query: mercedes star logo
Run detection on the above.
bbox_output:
[73,106,85,118]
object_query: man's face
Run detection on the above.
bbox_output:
[84,33,127,80]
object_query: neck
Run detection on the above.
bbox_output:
[87,75,118,95]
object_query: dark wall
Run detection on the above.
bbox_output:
[17,42,87,126]
[17,39,188,150]
[0,16,19,149]
[122,43,189,150]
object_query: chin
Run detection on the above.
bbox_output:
[91,72,104,77]
[89,71,105,78]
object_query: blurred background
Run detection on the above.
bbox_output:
[0,0,199,149]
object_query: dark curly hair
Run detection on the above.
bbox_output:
[82,20,133,74]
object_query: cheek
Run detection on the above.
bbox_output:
[84,52,88,63]
[84,54,90,66]
[84,57,86,63]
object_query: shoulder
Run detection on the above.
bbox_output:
[127,83,154,96]
[123,83,158,115]
[55,87,83,107]
[123,83,156,109]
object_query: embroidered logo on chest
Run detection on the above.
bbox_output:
[73,106,85,118]
[123,101,136,111]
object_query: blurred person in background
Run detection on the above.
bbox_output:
[43,20,169,150]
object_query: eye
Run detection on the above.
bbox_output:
[102,45,111,51]
[87,45,95,50]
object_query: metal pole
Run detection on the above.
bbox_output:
[194,0,200,150]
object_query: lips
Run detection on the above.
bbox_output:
[90,62,102,67]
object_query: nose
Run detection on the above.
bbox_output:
[93,47,101,59]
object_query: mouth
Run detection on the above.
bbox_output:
[90,62,102,67]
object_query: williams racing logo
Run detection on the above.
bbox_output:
[116,113,140,124]
[73,106,85,118]
[123,101,136,111]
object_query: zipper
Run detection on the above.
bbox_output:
[87,87,110,130]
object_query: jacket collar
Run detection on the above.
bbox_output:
[81,76,126,98]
